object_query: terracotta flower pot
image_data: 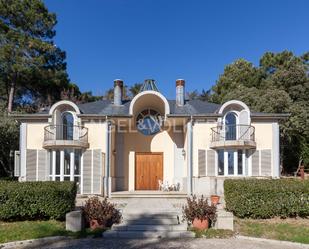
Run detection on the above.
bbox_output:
[89,219,104,230]
[210,195,220,205]
[192,218,209,230]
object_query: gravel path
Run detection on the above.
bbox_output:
[18,237,309,249]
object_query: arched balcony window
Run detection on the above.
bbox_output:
[62,112,74,140]
[224,112,237,140]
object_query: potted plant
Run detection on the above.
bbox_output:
[82,197,122,230]
[182,195,216,230]
[210,194,220,206]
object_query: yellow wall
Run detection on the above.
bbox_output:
[83,122,107,151]
[252,122,273,150]
[27,123,46,149]
[192,122,216,176]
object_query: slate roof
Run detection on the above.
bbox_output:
[76,99,221,116]
[32,97,289,119]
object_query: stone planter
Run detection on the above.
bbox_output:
[192,218,209,230]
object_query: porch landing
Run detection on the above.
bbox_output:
[110,191,187,199]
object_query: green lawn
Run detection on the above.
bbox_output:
[235,218,309,244]
[0,220,105,244]
[193,228,235,238]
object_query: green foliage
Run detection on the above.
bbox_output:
[0,102,19,176]
[129,83,142,97]
[182,195,217,225]
[82,197,122,227]
[0,181,76,221]
[210,51,309,173]
[0,0,69,111]
[224,179,309,219]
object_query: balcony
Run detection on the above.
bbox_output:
[210,124,256,149]
[43,125,89,149]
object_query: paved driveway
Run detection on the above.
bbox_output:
[21,237,309,249]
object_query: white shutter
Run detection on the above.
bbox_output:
[83,150,92,194]
[92,149,102,194]
[239,110,250,140]
[261,149,272,176]
[198,150,206,176]
[37,150,47,181]
[252,150,259,176]
[14,151,20,177]
[207,150,216,176]
[26,149,37,181]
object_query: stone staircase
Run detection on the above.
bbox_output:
[103,198,194,239]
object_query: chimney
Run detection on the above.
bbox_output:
[176,79,185,106]
[113,79,123,105]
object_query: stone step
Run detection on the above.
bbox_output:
[120,217,180,225]
[112,224,187,231]
[122,212,182,220]
[110,192,187,199]
[103,230,195,239]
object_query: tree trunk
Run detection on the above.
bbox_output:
[7,82,15,113]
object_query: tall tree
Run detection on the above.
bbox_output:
[129,83,142,98]
[0,0,69,112]
[210,51,309,173]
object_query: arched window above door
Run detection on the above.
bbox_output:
[225,112,237,140]
[62,112,74,140]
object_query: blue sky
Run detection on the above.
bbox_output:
[44,0,309,98]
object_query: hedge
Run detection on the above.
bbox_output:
[0,181,76,221]
[224,179,309,219]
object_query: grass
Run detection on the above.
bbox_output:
[235,218,309,244]
[193,228,235,238]
[190,218,309,244]
[0,220,106,244]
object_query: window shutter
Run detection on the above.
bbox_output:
[37,150,47,181]
[14,151,20,177]
[207,150,216,176]
[252,150,259,176]
[83,150,92,194]
[26,149,37,181]
[92,149,102,194]
[239,110,250,139]
[198,150,206,176]
[261,149,272,176]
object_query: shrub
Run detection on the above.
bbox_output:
[182,195,217,225]
[0,181,76,221]
[224,179,309,219]
[82,197,122,227]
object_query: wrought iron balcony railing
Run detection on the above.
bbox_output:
[43,125,88,148]
[211,124,255,143]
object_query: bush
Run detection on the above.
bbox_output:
[82,197,122,227]
[224,179,309,219]
[0,181,76,221]
[182,195,217,225]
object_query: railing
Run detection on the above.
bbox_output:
[211,124,255,142]
[44,125,88,144]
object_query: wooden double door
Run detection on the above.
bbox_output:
[135,152,163,190]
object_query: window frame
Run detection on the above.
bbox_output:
[216,149,247,176]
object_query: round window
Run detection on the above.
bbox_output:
[136,109,162,135]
